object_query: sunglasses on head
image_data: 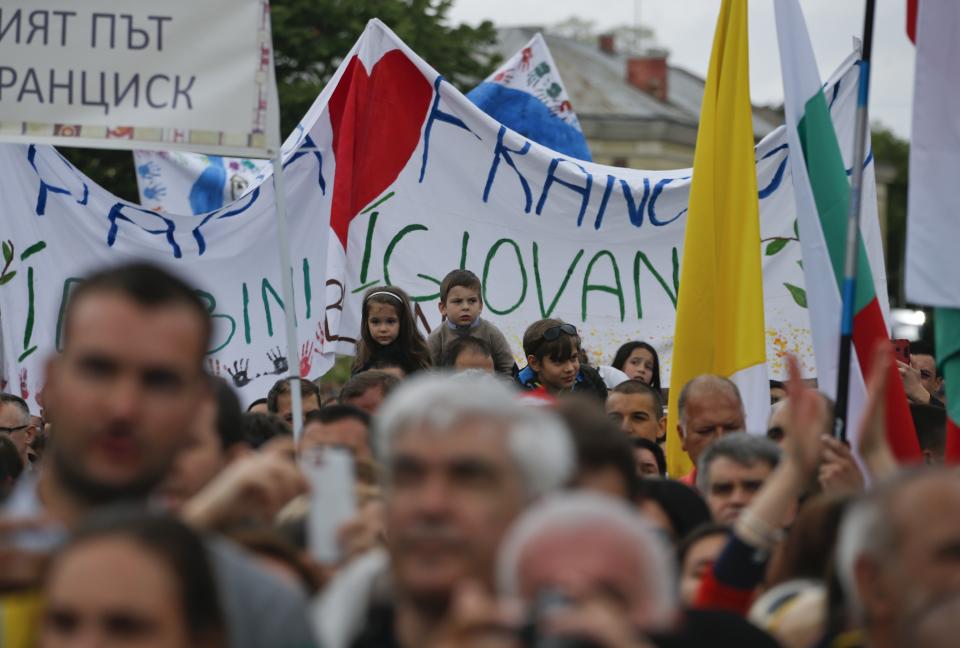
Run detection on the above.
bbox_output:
[542,323,578,341]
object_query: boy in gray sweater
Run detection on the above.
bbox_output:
[426,269,516,375]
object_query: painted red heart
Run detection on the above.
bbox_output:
[327,50,433,248]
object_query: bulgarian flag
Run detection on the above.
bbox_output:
[666,0,769,478]
[774,0,921,460]
[906,0,960,460]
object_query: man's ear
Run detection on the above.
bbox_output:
[658,416,667,438]
[438,300,446,319]
[23,423,36,447]
[854,555,894,626]
[527,355,541,373]
[677,423,688,452]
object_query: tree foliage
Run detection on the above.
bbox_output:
[61,0,500,203]
[871,126,909,306]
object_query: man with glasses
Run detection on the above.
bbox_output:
[0,393,37,469]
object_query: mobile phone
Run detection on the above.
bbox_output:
[892,338,911,365]
[301,446,356,564]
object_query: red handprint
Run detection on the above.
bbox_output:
[19,368,28,400]
[520,47,533,71]
[300,341,315,378]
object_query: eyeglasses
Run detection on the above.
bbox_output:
[0,424,31,435]
[542,323,578,341]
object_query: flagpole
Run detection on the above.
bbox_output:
[834,0,876,443]
[270,153,304,445]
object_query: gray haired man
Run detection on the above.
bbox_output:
[697,432,781,524]
[316,372,575,648]
[837,469,960,648]
[0,393,36,467]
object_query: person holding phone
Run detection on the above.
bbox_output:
[897,340,945,408]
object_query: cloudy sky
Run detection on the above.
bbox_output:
[448,1,915,138]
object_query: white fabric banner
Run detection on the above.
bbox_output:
[0,21,888,410]
[906,0,960,308]
[0,0,278,156]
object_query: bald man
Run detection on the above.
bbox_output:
[676,375,746,485]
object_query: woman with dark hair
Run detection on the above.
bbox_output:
[612,341,662,391]
[40,510,224,648]
[635,478,712,543]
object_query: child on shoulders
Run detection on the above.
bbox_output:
[516,318,607,401]
[426,269,515,375]
[352,286,431,375]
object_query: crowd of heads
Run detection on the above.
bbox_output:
[0,261,952,648]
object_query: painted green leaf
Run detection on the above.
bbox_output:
[797,260,803,270]
[20,240,46,261]
[793,218,799,238]
[765,238,789,255]
[0,271,16,286]
[1,241,11,265]
[784,282,808,308]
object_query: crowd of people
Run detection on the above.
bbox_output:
[0,262,951,648]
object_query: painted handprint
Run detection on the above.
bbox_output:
[143,185,167,201]
[300,341,314,378]
[266,348,288,375]
[206,358,221,377]
[226,359,251,388]
[137,161,161,180]
[19,368,28,400]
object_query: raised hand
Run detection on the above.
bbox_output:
[782,354,826,479]
[857,341,898,480]
[897,359,932,405]
[818,435,865,494]
[226,359,251,388]
[182,437,308,531]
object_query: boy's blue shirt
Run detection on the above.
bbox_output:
[516,365,586,390]
[445,316,483,331]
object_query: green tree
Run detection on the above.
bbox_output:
[61,0,499,203]
[871,126,909,307]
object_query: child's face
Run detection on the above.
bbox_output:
[529,349,580,392]
[624,347,656,384]
[440,285,482,327]
[368,302,400,346]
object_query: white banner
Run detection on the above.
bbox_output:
[133,32,588,214]
[0,20,888,410]
[0,0,278,156]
